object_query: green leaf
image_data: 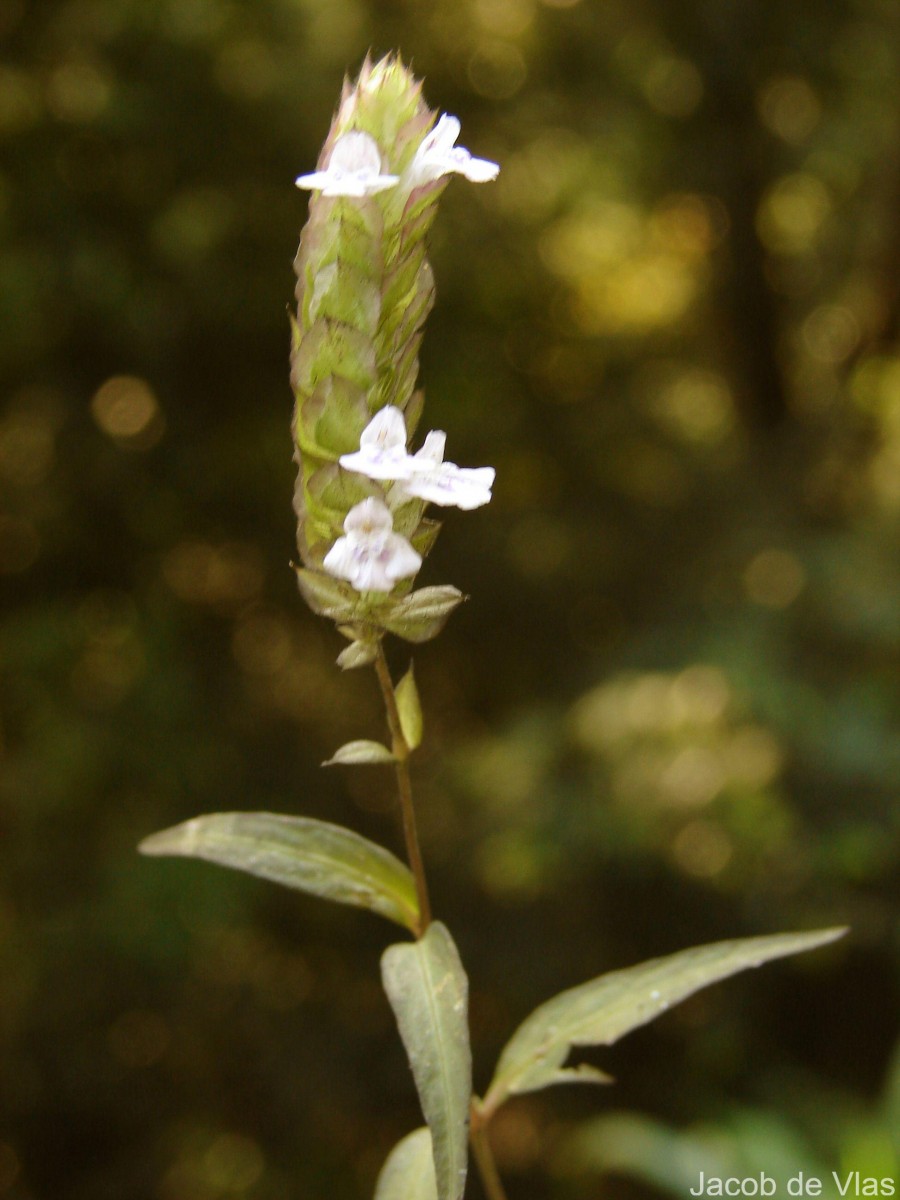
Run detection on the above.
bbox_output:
[294,567,358,621]
[323,739,396,766]
[396,664,423,750]
[374,1128,438,1200]
[381,922,472,1200]
[139,812,419,932]
[378,586,465,643]
[484,927,847,1113]
[337,639,378,670]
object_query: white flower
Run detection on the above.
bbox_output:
[339,406,416,480]
[295,131,400,198]
[407,115,500,188]
[400,430,495,510]
[322,497,422,592]
[340,408,495,511]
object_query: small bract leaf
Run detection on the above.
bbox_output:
[381,922,471,1200]
[484,927,847,1113]
[396,664,423,750]
[323,739,396,766]
[378,586,465,643]
[294,566,358,620]
[374,1127,438,1200]
[337,639,378,670]
[139,812,418,931]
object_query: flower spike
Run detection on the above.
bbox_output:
[291,57,498,635]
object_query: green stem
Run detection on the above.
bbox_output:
[470,1102,510,1200]
[374,643,432,935]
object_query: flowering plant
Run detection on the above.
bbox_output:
[140,57,844,1200]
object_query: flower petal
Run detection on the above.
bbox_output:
[384,533,424,579]
[450,150,500,183]
[413,430,447,466]
[343,496,394,535]
[340,408,418,481]
[323,498,422,593]
[401,464,495,510]
[361,406,408,451]
[296,131,400,197]
[407,113,499,188]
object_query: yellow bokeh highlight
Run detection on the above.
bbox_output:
[642,55,704,119]
[802,304,860,364]
[851,354,900,420]
[46,59,112,123]
[652,368,736,445]
[70,591,145,709]
[568,663,792,886]
[757,75,822,143]
[541,193,719,334]
[570,664,731,750]
[756,172,831,254]
[468,39,528,98]
[91,376,165,447]
[152,189,234,264]
[162,540,264,608]
[497,131,587,223]
[573,252,697,333]
[743,548,806,609]
[204,1133,265,1192]
[474,0,535,38]
[477,831,546,900]
[159,1127,266,1200]
[671,819,733,878]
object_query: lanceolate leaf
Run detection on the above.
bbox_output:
[139,812,419,932]
[381,922,471,1200]
[374,1128,438,1200]
[484,927,846,1113]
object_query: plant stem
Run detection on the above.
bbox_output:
[470,1103,510,1200]
[374,643,432,934]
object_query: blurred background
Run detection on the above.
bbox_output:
[1,0,899,1196]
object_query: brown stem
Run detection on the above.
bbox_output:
[470,1101,510,1200]
[374,643,432,934]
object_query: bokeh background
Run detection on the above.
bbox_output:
[2,0,899,1196]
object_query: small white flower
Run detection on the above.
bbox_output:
[323,497,422,592]
[339,406,417,481]
[407,114,500,188]
[340,409,496,511]
[295,131,400,198]
[400,429,495,510]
